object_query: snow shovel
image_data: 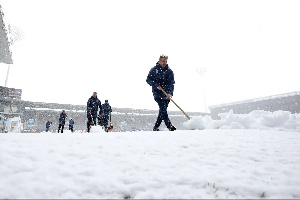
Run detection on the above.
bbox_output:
[161,88,191,120]
[108,112,113,131]
[90,113,95,126]
[87,113,94,133]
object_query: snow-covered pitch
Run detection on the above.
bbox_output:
[0,110,300,199]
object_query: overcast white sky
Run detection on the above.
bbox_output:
[1,0,300,112]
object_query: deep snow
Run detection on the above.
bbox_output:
[0,110,300,199]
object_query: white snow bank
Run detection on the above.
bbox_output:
[184,110,300,131]
[1,130,300,199]
[89,125,106,133]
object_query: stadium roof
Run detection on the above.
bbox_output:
[209,91,300,109]
[0,4,13,64]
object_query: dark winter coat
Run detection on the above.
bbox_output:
[146,62,175,100]
[69,119,74,127]
[102,102,112,116]
[59,112,68,125]
[87,96,103,118]
[46,121,51,128]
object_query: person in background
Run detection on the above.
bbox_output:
[58,110,68,133]
[69,118,74,132]
[87,92,103,132]
[46,120,52,132]
[102,100,112,132]
[146,54,176,131]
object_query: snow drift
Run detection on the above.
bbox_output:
[184,110,300,131]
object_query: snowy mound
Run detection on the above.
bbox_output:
[184,110,300,131]
[89,125,106,133]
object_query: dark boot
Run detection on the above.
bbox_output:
[168,124,176,131]
[87,122,90,133]
[153,126,159,131]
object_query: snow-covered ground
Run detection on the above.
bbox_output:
[1,110,300,199]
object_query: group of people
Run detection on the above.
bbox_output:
[46,95,112,133]
[46,54,176,133]
[86,92,112,132]
[45,111,75,133]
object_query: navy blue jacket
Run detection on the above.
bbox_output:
[146,62,175,100]
[46,121,51,128]
[69,119,74,127]
[102,102,112,116]
[87,96,103,118]
[59,112,68,125]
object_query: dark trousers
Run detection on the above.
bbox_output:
[87,116,96,132]
[69,125,74,132]
[103,115,109,128]
[58,124,64,133]
[154,98,171,128]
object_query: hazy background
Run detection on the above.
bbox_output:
[1,0,300,112]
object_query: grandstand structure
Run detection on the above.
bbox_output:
[2,88,300,132]
[0,90,205,132]
[209,91,300,119]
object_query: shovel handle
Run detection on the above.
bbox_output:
[160,88,191,120]
[90,113,94,125]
